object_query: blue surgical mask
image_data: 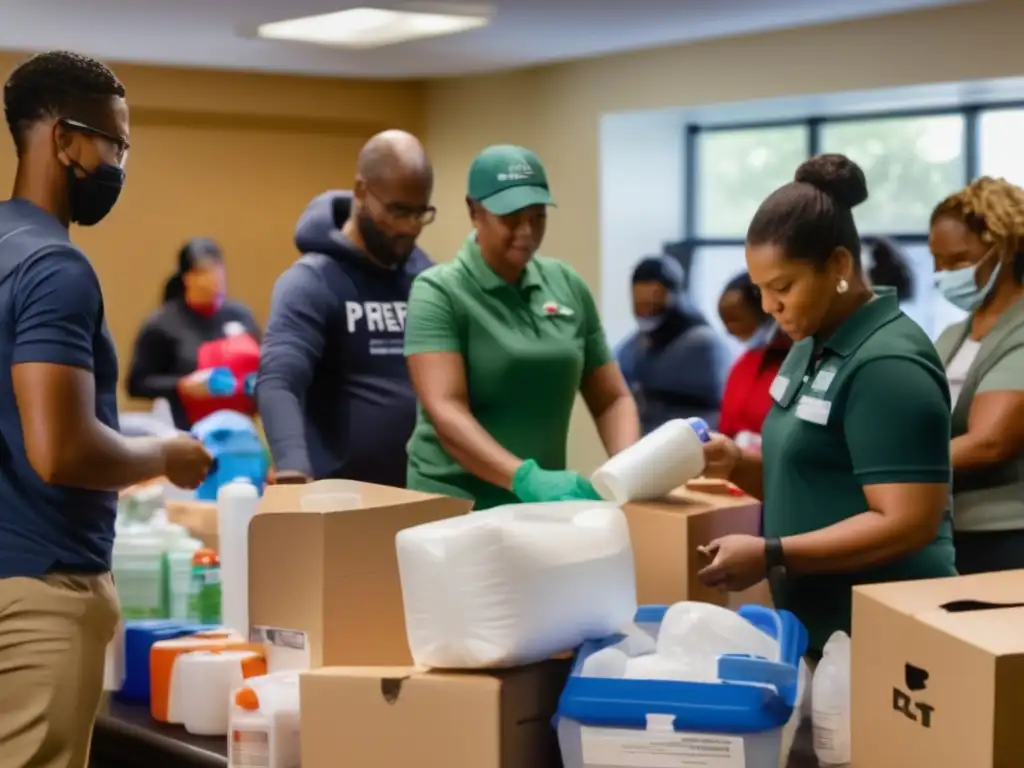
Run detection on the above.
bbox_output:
[936,255,1001,312]
[636,314,666,334]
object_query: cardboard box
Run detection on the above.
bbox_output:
[300,661,569,768]
[248,481,472,669]
[622,485,763,606]
[165,499,219,552]
[852,570,1024,767]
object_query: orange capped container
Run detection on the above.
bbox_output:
[150,630,264,722]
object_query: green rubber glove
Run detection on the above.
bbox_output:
[511,459,603,503]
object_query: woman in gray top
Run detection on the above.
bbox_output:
[930,176,1024,573]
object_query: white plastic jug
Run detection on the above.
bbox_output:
[812,631,851,767]
[229,672,301,768]
[591,418,710,503]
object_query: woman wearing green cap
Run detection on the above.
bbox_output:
[403,144,640,509]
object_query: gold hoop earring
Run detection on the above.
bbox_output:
[837,278,849,295]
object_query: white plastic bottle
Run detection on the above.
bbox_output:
[812,631,851,767]
[229,672,301,768]
[217,478,260,638]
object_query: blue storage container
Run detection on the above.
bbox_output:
[191,410,269,501]
[117,620,219,703]
[556,604,808,768]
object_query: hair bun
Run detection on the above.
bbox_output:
[795,153,868,209]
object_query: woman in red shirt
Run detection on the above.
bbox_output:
[716,273,791,448]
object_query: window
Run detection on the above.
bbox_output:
[979,109,1024,186]
[687,246,748,351]
[695,125,808,238]
[820,115,965,232]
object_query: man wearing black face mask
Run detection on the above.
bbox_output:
[257,130,435,486]
[615,255,731,433]
[0,52,212,765]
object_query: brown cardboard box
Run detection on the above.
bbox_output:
[622,485,763,606]
[851,570,1024,767]
[165,499,219,552]
[300,661,569,768]
[248,481,472,669]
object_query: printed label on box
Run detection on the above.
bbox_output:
[580,727,746,768]
[249,625,309,672]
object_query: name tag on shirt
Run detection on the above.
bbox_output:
[811,369,836,392]
[769,375,790,403]
[795,395,831,425]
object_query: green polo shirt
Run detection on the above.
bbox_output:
[762,288,956,652]
[403,233,612,509]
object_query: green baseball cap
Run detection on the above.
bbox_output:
[467,144,556,216]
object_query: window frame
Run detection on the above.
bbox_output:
[669,101,1024,307]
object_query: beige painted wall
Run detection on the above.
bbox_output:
[418,0,1024,474]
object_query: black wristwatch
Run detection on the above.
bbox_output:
[764,536,786,578]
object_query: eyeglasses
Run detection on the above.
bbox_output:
[366,187,436,225]
[60,118,130,166]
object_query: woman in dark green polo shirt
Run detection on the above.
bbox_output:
[696,154,957,653]
[403,144,640,509]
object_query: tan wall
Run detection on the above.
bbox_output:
[418,0,1024,473]
[0,55,426,405]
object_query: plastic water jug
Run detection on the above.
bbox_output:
[812,631,851,767]
[229,672,302,768]
[192,410,269,501]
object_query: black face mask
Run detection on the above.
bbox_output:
[66,161,125,226]
[356,210,409,268]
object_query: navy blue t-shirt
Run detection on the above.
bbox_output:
[0,199,120,577]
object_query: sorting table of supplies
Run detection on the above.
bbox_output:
[89,695,818,768]
[91,695,226,768]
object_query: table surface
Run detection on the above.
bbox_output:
[94,697,818,768]
[94,695,226,767]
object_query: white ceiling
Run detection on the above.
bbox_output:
[0,0,975,79]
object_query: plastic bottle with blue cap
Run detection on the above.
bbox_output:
[591,417,713,504]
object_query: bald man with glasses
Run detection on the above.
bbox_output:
[257,130,436,487]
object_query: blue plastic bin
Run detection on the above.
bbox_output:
[556,604,808,768]
[117,620,218,703]
[191,410,269,501]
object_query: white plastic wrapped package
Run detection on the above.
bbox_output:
[396,501,637,668]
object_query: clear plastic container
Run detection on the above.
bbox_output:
[812,631,851,767]
[112,532,166,619]
[556,604,808,768]
[166,537,203,620]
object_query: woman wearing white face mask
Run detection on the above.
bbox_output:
[929,177,1024,573]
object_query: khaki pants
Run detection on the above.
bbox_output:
[0,573,120,768]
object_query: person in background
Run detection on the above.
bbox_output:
[404,144,639,509]
[717,273,792,449]
[929,177,1024,574]
[696,154,955,656]
[0,51,211,768]
[257,130,434,486]
[718,271,773,348]
[617,256,731,433]
[867,236,915,302]
[127,238,261,430]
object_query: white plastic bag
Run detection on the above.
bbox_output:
[396,501,637,668]
[656,601,779,667]
[812,631,851,766]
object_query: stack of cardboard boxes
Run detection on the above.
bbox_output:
[241,479,764,767]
